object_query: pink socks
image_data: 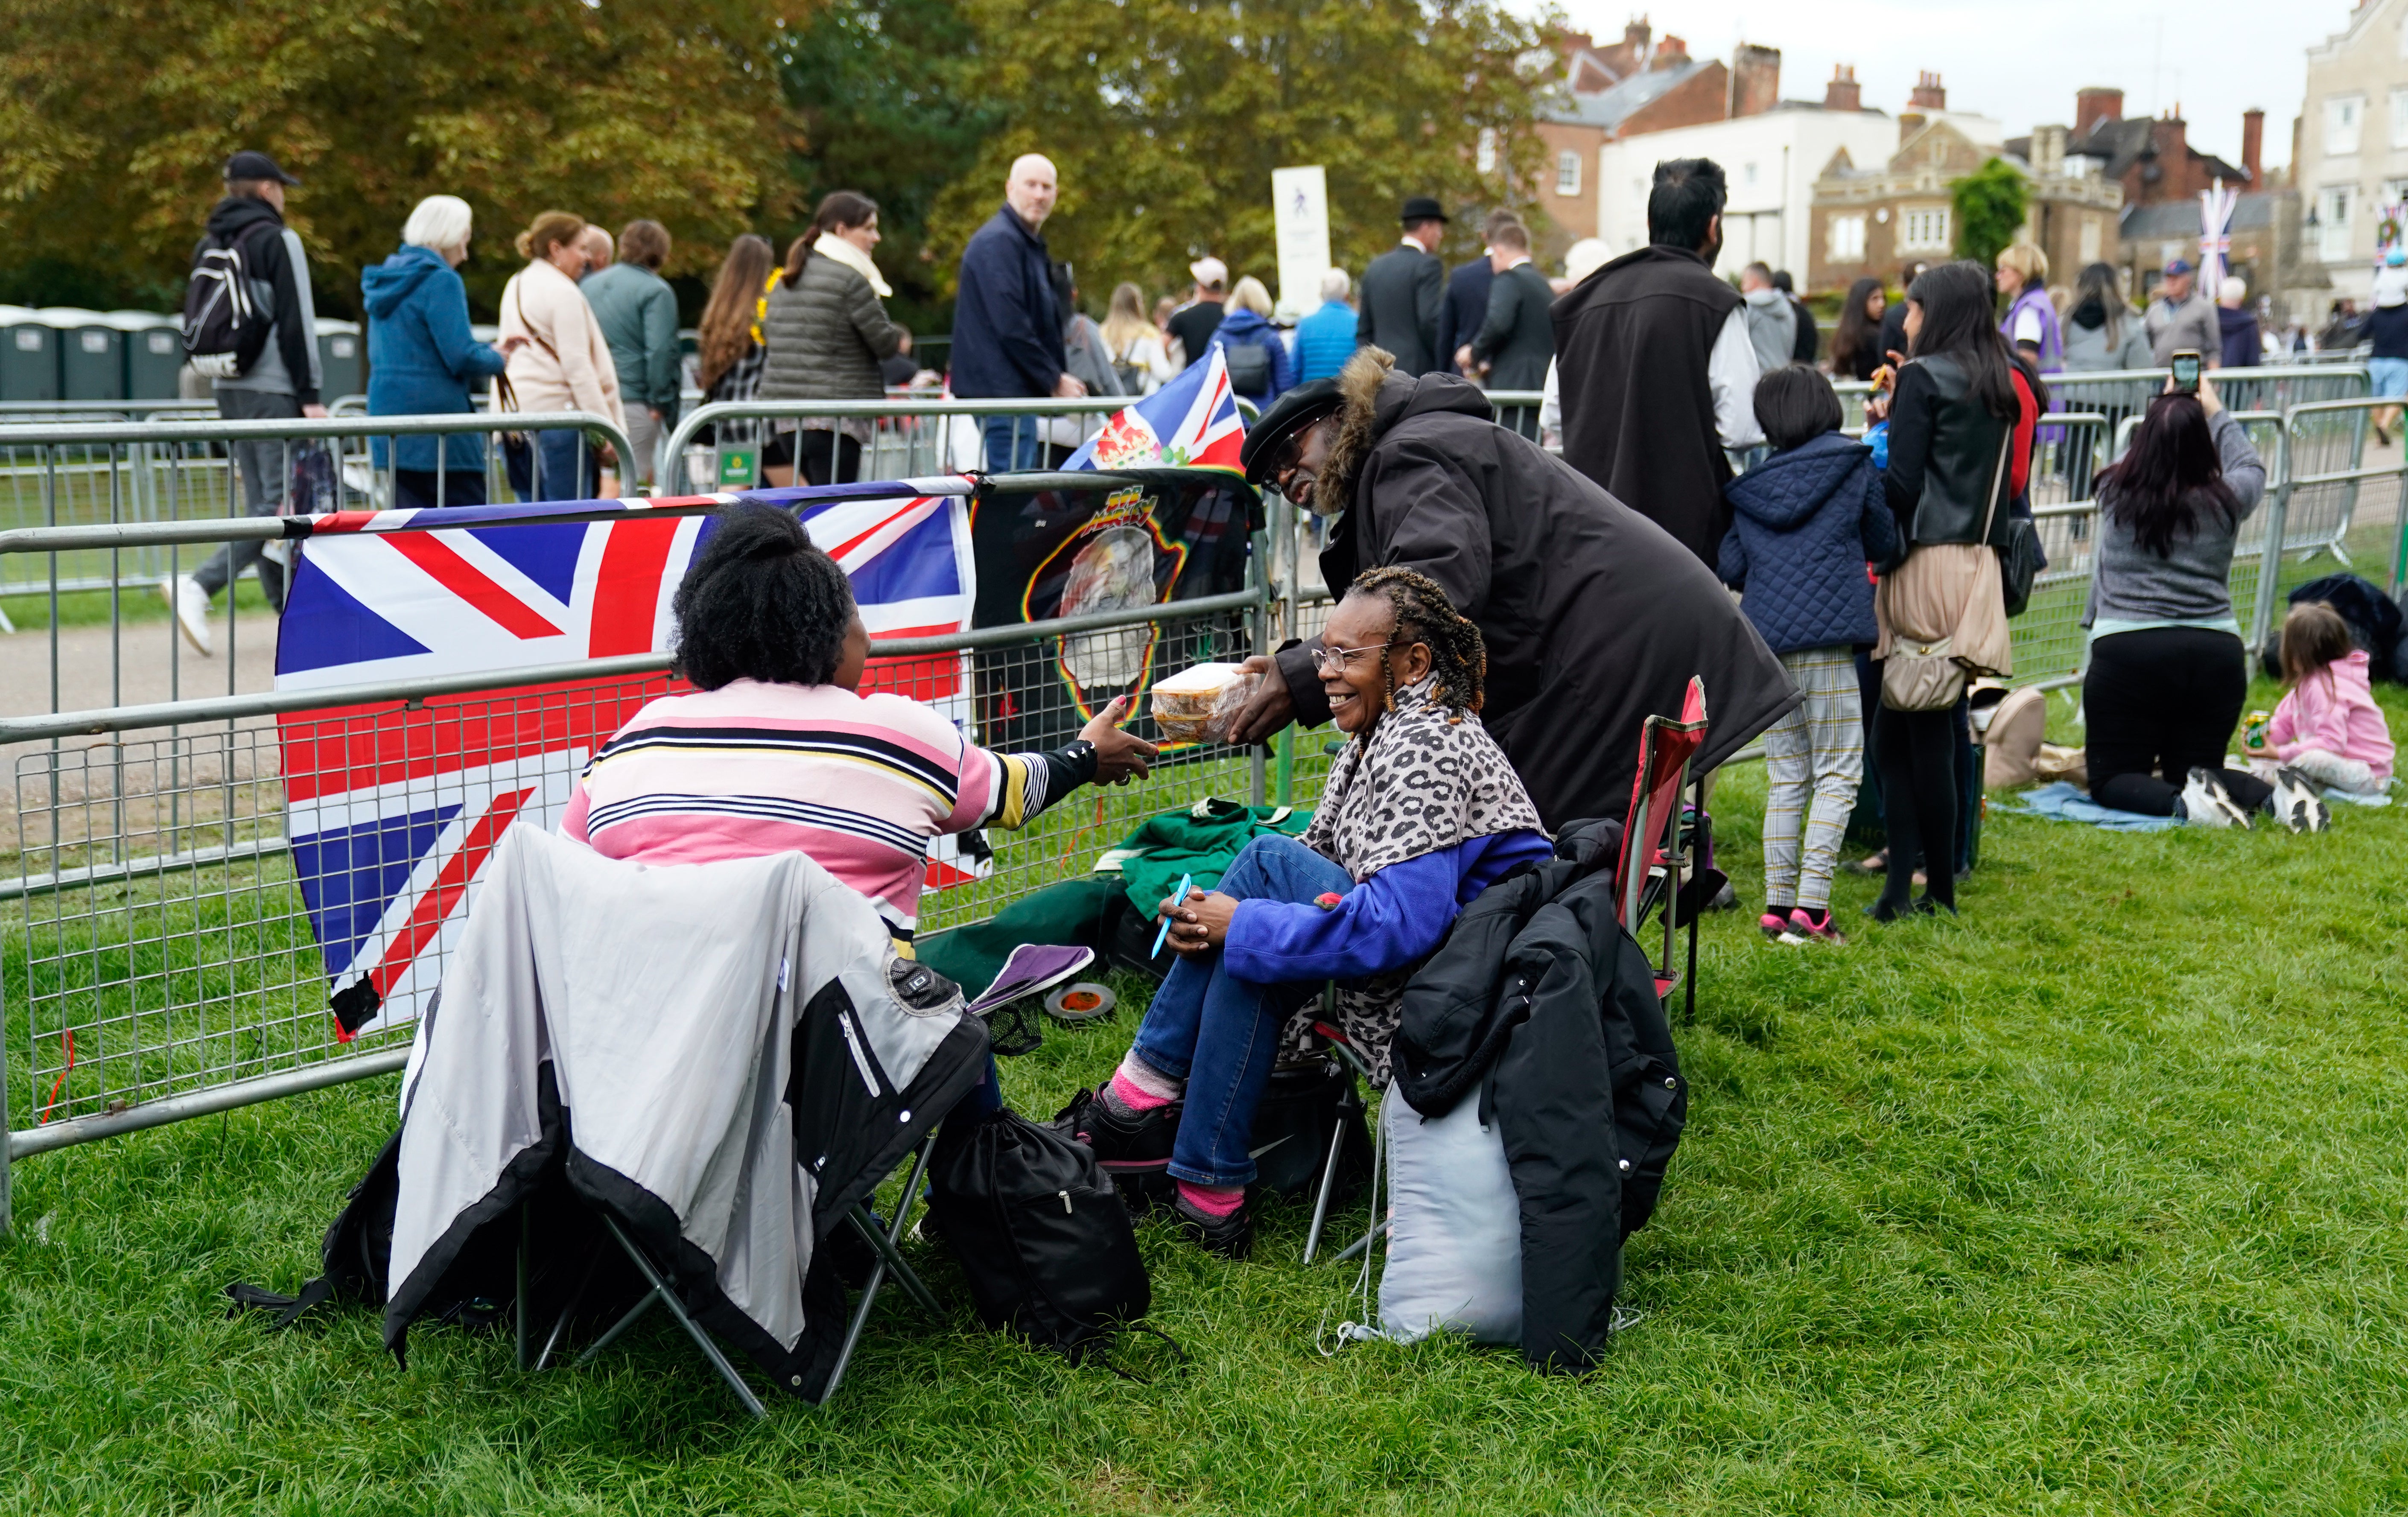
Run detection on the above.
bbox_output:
[1106,1051,1182,1113]
[1177,1180,1245,1217]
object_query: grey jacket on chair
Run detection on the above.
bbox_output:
[382,826,987,1403]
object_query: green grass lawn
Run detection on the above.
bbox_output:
[3,682,2406,1514]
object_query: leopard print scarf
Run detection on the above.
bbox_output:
[1286,679,1545,1082]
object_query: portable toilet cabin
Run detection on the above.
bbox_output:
[45,308,126,401]
[111,311,186,400]
[0,305,62,401]
[315,318,365,403]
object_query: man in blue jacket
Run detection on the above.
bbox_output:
[951,154,1081,471]
[1292,268,1358,383]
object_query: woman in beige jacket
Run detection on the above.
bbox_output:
[496,210,628,500]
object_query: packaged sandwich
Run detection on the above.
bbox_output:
[1149,662,1258,744]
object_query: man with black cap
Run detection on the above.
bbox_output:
[1354,197,1447,376]
[1226,347,1797,831]
[163,150,325,655]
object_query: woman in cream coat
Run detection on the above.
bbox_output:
[496,210,628,500]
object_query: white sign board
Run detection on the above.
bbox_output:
[1271,166,1331,322]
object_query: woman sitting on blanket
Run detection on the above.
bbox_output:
[1078,567,1553,1258]
[560,500,1159,1103]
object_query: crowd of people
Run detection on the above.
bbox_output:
[161,138,2398,1354]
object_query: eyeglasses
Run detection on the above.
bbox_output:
[1311,639,1399,673]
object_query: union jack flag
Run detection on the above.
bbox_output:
[1062,344,1247,472]
[2199,179,2239,303]
[272,481,978,1040]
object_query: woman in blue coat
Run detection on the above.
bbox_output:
[362,195,523,509]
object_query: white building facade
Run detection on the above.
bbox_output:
[2299,0,2408,304]
[1595,105,1903,285]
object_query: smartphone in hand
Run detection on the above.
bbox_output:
[2170,349,2202,394]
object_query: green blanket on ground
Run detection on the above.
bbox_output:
[919,798,1314,992]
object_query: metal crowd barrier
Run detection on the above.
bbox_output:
[0,410,633,604]
[658,394,1271,496]
[0,477,1294,1233]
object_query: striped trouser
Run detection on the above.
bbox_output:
[1760,647,1865,912]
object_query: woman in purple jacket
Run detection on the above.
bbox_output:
[1996,242,2063,373]
[1078,568,1550,1258]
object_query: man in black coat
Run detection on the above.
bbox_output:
[1229,348,1796,831]
[1356,196,1447,376]
[1551,158,1764,566]
[1434,208,1515,376]
[1465,221,1555,438]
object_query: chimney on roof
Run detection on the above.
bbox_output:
[2075,86,2122,139]
[1824,64,1862,113]
[1909,71,1946,110]
[1730,44,1780,118]
[2242,108,2264,183]
[1651,34,1688,70]
[1624,18,1651,51]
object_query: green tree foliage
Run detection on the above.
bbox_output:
[1951,157,2028,273]
[0,0,800,318]
[925,0,1557,310]
[776,0,1002,333]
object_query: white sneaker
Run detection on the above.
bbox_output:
[2270,766,2331,834]
[161,575,213,655]
[2176,767,2250,829]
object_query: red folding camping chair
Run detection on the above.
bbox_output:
[1611,676,1710,1023]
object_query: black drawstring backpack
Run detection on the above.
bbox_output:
[925,1106,1175,1373]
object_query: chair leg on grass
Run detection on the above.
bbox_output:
[1300,1110,1351,1265]
[534,1252,601,1372]
[596,1214,766,1420]
[820,1135,939,1406]
[575,1285,661,1365]
[1336,1219,1391,1262]
[847,1205,940,1316]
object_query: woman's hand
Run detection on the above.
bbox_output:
[498,334,531,356]
[2197,371,2222,417]
[1161,887,1237,955]
[1081,696,1159,785]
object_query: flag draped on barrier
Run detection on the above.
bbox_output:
[271,481,978,1040]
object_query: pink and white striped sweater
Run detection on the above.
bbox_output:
[560,679,1079,940]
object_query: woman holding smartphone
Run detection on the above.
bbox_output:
[1862,261,2041,919]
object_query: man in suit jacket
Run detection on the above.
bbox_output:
[1435,209,1517,375]
[1465,220,1555,437]
[1356,196,1447,375]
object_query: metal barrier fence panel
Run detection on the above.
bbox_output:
[0,411,634,604]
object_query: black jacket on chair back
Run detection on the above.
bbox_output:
[1389,820,1688,1374]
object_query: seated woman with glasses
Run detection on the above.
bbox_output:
[560,501,1159,1102]
[1077,566,1552,1258]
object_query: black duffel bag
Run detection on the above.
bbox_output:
[926,1106,1164,1367]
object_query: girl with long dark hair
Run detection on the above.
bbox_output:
[1865,260,2042,918]
[2080,373,2277,824]
[1830,277,1887,382]
[690,233,779,468]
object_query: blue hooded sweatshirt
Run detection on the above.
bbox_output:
[362,244,509,471]
[1717,430,1900,654]
[1209,308,1296,407]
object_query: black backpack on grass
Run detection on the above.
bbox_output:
[925,1106,1162,1366]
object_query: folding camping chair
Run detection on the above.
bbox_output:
[1611,676,1711,1024]
[515,943,1097,1416]
[1300,998,1377,1265]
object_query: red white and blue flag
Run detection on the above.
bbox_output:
[273,481,978,1039]
[1062,345,1247,472]
[2199,178,2239,303]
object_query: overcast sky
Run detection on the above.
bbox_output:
[1554,0,2363,172]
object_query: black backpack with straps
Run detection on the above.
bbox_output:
[925,1105,1170,1368]
[182,222,277,380]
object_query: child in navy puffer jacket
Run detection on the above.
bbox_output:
[1719,368,1901,944]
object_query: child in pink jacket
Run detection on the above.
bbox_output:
[2265,602,2396,796]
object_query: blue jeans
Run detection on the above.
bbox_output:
[508,427,598,502]
[1132,835,1353,1187]
[980,414,1044,473]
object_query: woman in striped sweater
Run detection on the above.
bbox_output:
[562,499,1156,957]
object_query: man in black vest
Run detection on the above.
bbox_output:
[1551,158,1764,565]
[1356,197,1447,376]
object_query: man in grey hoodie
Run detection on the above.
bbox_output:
[167,150,325,653]
[1738,262,1796,381]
